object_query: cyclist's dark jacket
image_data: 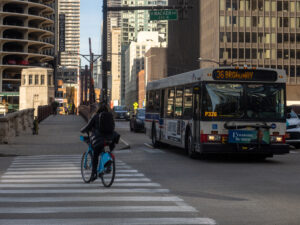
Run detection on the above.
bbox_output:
[80,112,115,149]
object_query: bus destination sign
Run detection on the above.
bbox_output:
[212,69,277,82]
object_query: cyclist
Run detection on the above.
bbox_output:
[80,103,116,181]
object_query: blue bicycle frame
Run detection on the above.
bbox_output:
[80,136,113,174]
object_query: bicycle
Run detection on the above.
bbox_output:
[80,133,116,187]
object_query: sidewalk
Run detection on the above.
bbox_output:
[0,115,128,157]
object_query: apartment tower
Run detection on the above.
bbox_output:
[121,0,168,105]
[0,0,56,111]
[58,0,80,78]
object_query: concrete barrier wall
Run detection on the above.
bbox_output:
[0,109,34,144]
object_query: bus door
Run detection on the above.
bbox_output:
[193,86,201,146]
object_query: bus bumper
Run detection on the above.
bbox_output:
[200,143,290,155]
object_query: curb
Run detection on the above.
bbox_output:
[120,138,130,150]
[144,143,154,149]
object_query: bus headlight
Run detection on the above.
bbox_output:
[207,135,221,142]
[270,136,284,143]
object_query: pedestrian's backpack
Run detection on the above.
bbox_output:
[99,112,114,134]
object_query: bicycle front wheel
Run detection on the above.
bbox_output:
[81,151,93,183]
[100,153,115,187]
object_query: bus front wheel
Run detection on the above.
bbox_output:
[186,132,197,159]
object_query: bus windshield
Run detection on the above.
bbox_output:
[203,83,285,120]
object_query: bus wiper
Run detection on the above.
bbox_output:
[224,122,271,130]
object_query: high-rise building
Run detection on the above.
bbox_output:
[168,0,300,84]
[111,28,122,106]
[124,31,162,108]
[121,0,168,105]
[58,0,80,76]
[0,0,56,112]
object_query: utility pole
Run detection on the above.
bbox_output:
[101,0,108,104]
[84,65,88,104]
[89,38,95,104]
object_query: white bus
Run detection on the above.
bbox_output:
[145,67,289,159]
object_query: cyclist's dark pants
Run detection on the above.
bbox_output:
[92,146,103,175]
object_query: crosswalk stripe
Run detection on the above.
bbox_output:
[0,183,160,188]
[7,166,131,171]
[0,188,170,194]
[0,205,197,214]
[0,175,145,183]
[4,169,138,175]
[0,196,183,203]
[0,155,217,225]
[0,218,216,225]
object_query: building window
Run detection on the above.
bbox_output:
[41,75,45,85]
[290,49,295,59]
[239,32,244,42]
[48,75,52,85]
[239,49,244,59]
[284,49,289,59]
[245,49,250,59]
[277,49,283,59]
[232,48,238,59]
[29,75,32,85]
[277,33,282,43]
[35,75,39,85]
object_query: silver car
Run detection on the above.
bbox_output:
[286,110,300,148]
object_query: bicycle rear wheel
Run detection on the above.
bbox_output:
[100,153,115,187]
[81,151,93,183]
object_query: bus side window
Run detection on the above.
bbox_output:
[160,90,165,118]
[146,91,155,112]
[166,88,175,118]
[183,87,193,118]
[175,88,183,118]
[154,90,161,113]
[193,87,201,120]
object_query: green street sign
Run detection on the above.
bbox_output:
[149,9,178,21]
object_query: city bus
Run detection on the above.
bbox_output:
[145,67,290,159]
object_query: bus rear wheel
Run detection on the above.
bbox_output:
[186,132,197,159]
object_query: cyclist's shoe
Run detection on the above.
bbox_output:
[90,173,97,182]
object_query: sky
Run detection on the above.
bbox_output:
[80,0,103,67]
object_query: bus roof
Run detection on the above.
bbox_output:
[147,67,286,91]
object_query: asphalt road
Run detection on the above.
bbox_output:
[117,120,300,225]
[0,116,299,225]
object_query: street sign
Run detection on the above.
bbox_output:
[149,9,178,21]
[133,102,138,110]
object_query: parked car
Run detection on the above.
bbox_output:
[113,106,130,120]
[286,109,300,148]
[130,108,145,132]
